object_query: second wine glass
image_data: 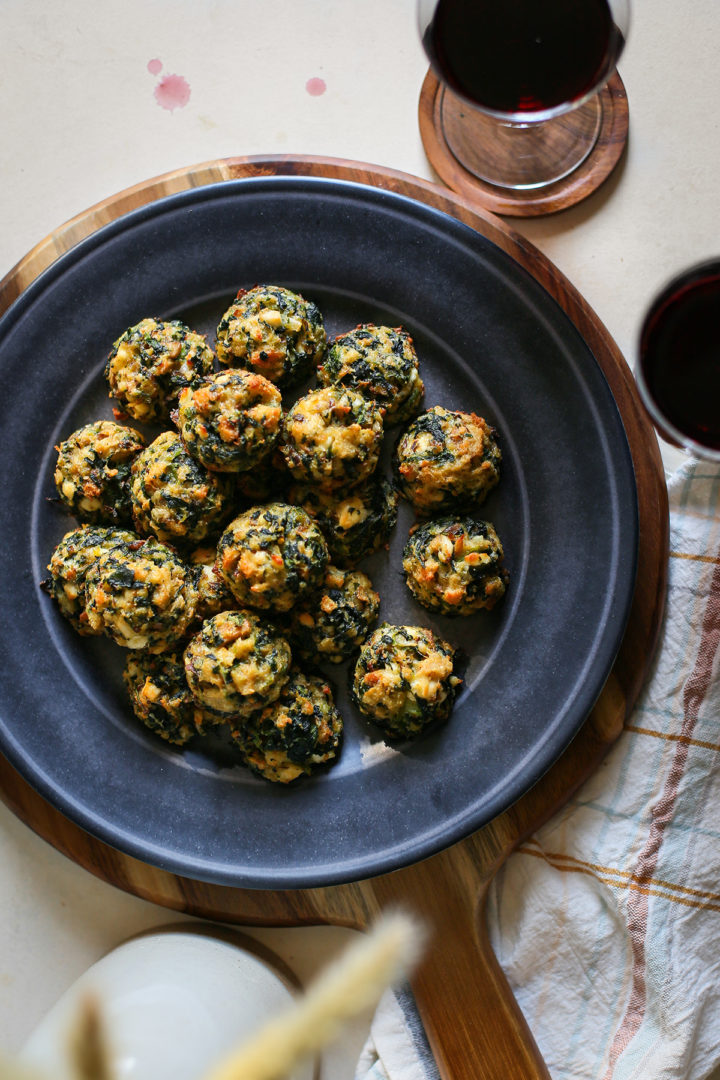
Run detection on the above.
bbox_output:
[636,260,720,462]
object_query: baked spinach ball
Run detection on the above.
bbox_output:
[44,525,138,635]
[177,370,282,473]
[403,517,509,615]
[130,431,234,547]
[231,668,343,783]
[84,536,197,652]
[280,386,384,492]
[393,406,501,515]
[216,285,326,388]
[216,502,329,613]
[183,609,292,718]
[317,324,424,424]
[105,317,214,422]
[351,623,461,738]
[289,477,399,566]
[285,566,380,665]
[54,420,145,525]
[123,651,216,745]
[188,546,238,623]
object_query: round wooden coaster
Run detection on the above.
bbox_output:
[419,68,629,217]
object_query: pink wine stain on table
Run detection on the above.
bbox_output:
[147,59,191,111]
[155,74,191,111]
[305,77,327,96]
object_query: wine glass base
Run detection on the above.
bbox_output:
[419,68,629,216]
[441,92,603,190]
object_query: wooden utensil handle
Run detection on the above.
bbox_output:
[371,843,550,1080]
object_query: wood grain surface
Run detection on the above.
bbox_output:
[418,69,630,217]
[0,156,668,1080]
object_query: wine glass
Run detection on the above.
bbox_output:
[417,0,631,191]
[636,260,720,462]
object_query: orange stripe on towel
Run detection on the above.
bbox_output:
[624,723,720,753]
[669,550,720,564]
[517,846,720,908]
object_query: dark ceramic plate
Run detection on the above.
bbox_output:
[0,178,637,888]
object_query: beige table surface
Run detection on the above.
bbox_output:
[1,1,718,1076]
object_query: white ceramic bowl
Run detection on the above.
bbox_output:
[20,925,315,1080]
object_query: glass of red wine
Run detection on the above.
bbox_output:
[418,0,630,190]
[636,260,720,462]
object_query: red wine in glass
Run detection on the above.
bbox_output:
[423,0,625,118]
[637,261,720,456]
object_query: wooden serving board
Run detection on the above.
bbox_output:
[0,157,668,1080]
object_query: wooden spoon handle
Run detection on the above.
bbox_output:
[370,841,550,1080]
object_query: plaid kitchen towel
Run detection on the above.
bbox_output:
[356,457,720,1080]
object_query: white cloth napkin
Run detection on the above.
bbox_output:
[356,458,720,1080]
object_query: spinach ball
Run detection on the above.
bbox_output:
[44,525,138,635]
[394,406,501,515]
[216,502,329,613]
[285,566,380,665]
[317,324,424,424]
[280,386,384,492]
[351,623,461,739]
[216,285,326,388]
[54,420,145,525]
[403,517,509,615]
[289,477,398,566]
[105,317,214,422]
[184,609,292,718]
[231,668,343,783]
[130,431,234,548]
[124,651,217,745]
[84,537,197,652]
[177,370,282,473]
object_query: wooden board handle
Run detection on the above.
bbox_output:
[372,841,550,1080]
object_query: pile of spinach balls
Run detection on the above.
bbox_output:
[44,285,508,784]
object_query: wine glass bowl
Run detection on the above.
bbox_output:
[636,260,720,462]
[418,0,630,192]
